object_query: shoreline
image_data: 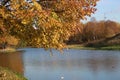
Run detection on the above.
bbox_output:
[67,44,120,50]
[0,66,27,80]
[0,47,17,53]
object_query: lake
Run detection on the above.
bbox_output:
[0,48,120,80]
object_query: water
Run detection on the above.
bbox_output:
[0,48,120,80]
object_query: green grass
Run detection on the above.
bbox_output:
[0,66,27,80]
[67,44,120,50]
[97,45,120,50]
[67,44,96,50]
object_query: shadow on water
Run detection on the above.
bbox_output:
[0,48,120,80]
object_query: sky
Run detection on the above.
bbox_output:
[83,0,120,23]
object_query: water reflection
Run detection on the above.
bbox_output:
[22,48,120,80]
[0,51,24,74]
[87,56,118,72]
[0,48,120,80]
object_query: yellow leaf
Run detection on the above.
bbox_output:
[33,1,42,11]
[21,19,29,24]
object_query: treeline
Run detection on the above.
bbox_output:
[1,20,120,48]
[67,20,120,44]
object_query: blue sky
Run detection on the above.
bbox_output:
[83,0,120,23]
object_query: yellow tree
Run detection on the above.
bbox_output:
[0,0,99,50]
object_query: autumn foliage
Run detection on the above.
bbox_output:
[67,20,120,44]
[0,0,98,49]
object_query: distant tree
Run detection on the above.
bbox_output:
[104,20,120,37]
[81,22,96,42]
[71,20,120,43]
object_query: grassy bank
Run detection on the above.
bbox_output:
[0,66,27,80]
[67,44,120,50]
[96,45,120,50]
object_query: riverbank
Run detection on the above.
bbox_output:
[67,44,120,50]
[0,66,27,80]
[0,47,17,53]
